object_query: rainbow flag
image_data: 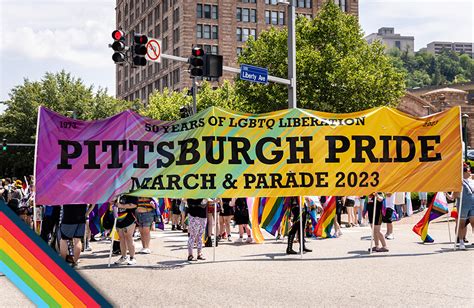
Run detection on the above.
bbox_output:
[413,192,448,242]
[0,199,111,306]
[246,197,264,243]
[259,197,289,236]
[88,205,101,236]
[280,207,292,237]
[314,196,336,238]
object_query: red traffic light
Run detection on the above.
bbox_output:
[192,47,204,57]
[112,30,125,41]
[134,34,148,45]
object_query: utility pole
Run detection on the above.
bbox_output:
[287,0,297,109]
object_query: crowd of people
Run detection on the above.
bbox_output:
[1,166,473,267]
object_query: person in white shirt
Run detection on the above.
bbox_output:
[384,193,395,240]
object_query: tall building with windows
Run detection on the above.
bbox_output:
[115,0,359,103]
[420,41,473,58]
[364,27,414,54]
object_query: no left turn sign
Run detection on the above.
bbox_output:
[146,39,161,63]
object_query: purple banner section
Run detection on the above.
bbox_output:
[35,107,174,205]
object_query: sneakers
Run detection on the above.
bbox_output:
[236,237,243,243]
[114,256,129,265]
[227,236,232,242]
[84,246,92,252]
[376,247,389,252]
[197,254,206,260]
[246,237,253,243]
[385,234,394,240]
[127,257,137,265]
[139,248,151,254]
[171,225,176,231]
[458,240,466,250]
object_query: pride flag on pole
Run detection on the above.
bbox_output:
[413,192,448,242]
[314,196,336,238]
[259,197,289,236]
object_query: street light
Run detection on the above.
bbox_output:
[462,113,469,161]
[278,0,296,109]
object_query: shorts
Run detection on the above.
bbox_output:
[460,206,474,220]
[345,199,355,207]
[60,223,85,240]
[367,203,382,226]
[418,192,428,200]
[179,204,185,213]
[382,208,394,223]
[171,204,181,215]
[136,211,155,228]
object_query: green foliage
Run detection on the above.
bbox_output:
[388,49,474,88]
[142,80,245,120]
[0,70,137,177]
[234,1,406,113]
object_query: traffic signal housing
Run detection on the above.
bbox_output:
[132,33,148,66]
[203,54,223,78]
[189,47,204,77]
[111,30,126,63]
[2,139,7,151]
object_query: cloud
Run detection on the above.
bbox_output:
[0,0,115,68]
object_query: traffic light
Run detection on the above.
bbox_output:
[111,30,126,63]
[189,47,204,77]
[203,54,223,78]
[132,33,148,66]
[2,139,7,151]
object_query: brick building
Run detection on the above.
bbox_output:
[115,0,359,103]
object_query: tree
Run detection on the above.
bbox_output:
[142,80,245,120]
[0,70,139,177]
[234,1,406,113]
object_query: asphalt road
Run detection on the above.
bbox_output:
[1,213,473,307]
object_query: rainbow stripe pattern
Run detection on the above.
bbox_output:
[0,201,111,307]
[314,196,336,238]
[259,197,289,235]
[413,192,448,242]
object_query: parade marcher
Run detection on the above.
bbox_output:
[219,198,234,241]
[179,198,188,232]
[40,205,61,249]
[59,203,88,265]
[345,196,357,227]
[171,198,182,230]
[186,198,208,261]
[231,197,252,243]
[418,192,428,211]
[114,195,138,265]
[384,193,395,240]
[286,196,312,254]
[367,193,388,252]
[394,192,406,219]
[206,198,220,246]
[135,197,156,254]
[454,163,474,250]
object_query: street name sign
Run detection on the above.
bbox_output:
[240,64,268,84]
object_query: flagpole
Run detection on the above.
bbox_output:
[213,199,217,262]
[32,107,41,233]
[453,194,463,251]
[299,196,303,259]
[107,217,118,268]
[369,193,378,254]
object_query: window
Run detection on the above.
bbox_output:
[173,8,179,24]
[204,4,211,18]
[203,25,211,39]
[237,8,242,21]
[148,13,153,26]
[242,8,249,22]
[212,25,218,39]
[265,10,270,24]
[197,4,218,19]
[197,4,202,18]
[265,0,277,4]
[237,47,243,56]
[197,24,202,38]
[155,24,161,37]
[163,36,168,51]
[173,27,180,42]
[163,17,168,32]
[172,68,180,85]
[236,28,242,41]
[237,28,255,42]
[279,12,285,25]
[162,75,168,89]
[395,41,401,49]
[163,0,168,12]
[250,9,256,22]
[297,0,311,8]
[242,0,256,3]
[147,66,152,80]
[238,8,256,23]
[173,47,180,56]
[212,5,218,19]
[271,11,277,25]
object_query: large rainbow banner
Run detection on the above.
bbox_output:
[36,106,462,204]
[0,200,111,306]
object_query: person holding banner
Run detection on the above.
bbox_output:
[286,196,312,254]
[367,193,388,252]
[114,195,138,265]
[186,198,208,261]
[59,204,88,265]
[454,163,474,250]
[135,197,156,254]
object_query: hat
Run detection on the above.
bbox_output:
[14,180,22,188]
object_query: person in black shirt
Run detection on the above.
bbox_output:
[59,204,88,264]
[114,195,138,265]
[286,197,312,255]
[219,198,234,241]
[186,198,207,261]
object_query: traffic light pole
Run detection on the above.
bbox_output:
[192,77,197,114]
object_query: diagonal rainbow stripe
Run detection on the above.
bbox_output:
[0,202,111,307]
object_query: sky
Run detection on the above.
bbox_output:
[0,0,473,113]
